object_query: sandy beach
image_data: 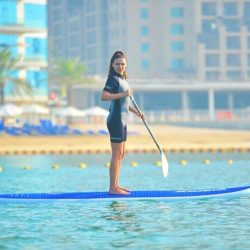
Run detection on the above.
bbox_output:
[0,124,250,154]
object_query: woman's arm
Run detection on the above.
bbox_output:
[101,90,130,101]
[129,105,145,120]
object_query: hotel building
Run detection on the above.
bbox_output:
[0,0,48,103]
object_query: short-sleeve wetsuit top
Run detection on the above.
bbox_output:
[103,70,130,143]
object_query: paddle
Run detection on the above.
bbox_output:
[130,96,169,177]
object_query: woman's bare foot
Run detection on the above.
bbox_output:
[109,187,130,195]
[118,186,131,192]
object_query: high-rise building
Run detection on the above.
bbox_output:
[48,0,250,81]
[0,0,48,103]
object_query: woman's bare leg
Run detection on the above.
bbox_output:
[109,142,129,195]
[117,142,130,192]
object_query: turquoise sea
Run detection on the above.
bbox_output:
[0,153,250,249]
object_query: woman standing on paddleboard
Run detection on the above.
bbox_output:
[101,51,144,195]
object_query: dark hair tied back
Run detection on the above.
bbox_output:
[108,51,127,79]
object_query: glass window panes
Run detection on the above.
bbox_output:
[227,70,242,80]
[141,43,149,53]
[202,20,218,34]
[0,0,17,24]
[141,26,149,36]
[171,58,185,69]
[226,36,241,49]
[140,8,149,19]
[223,2,237,16]
[206,71,220,80]
[170,7,184,18]
[205,35,220,49]
[226,54,241,66]
[202,2,216,16]
[141,59,150,69]
[171,24,184,35]
[244,2,250,17]
[205,54,219,67]
[24,3,47,28]
[171,41,184,52]
[224,19,241,32]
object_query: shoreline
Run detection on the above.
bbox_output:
[1,124,250,155]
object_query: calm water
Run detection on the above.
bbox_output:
[0,153,250,249]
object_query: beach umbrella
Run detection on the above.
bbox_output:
[83,106,109,117]
[0,103,23,116]
[54,106,86,117]
[21,104,50,115]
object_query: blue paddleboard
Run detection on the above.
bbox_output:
[0,186,249,202]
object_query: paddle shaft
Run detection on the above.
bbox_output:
[130,96,162,154]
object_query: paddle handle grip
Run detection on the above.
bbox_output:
[130,96,162,154]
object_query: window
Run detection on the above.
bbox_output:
[205,54,219,67]
[140,8,149,19]
[202,2,216,16]
[171,58,184,69]
[204,35,220,49]
[226,54,241,67]
[141,59,150,70]
[224,19,241,32]
[244,2,250,17]
[206,71,220,80]
[244,19,250,31]
[227,71,242,80]
[226,36,241,49]
[25,37,47,60]
[170,7,184,18]
[87,0,95,12]
[0,0,17,24]
[87,15,96,28]
[141,26,149,36]
[87,31,96,44]
[27,70,48,94]
[0,34,18,55]
[202,20,217,34]
[171,24,184,35]
[141,43,149,53]
[223,2,237,16]
[171,41,184,52]
[87,47,96,60]
[24,3,47,28]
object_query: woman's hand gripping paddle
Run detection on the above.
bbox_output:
[130,96,169,177]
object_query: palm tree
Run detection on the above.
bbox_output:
[0,47,31,105]
[49,57,96,105]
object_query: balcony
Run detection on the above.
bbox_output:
[0,19,47,35]
[15,56,48,69]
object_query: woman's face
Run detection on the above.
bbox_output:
[112,57,126,75]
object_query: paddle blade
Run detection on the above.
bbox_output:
[161,152,169,177]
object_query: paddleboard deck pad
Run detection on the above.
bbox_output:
[0,186,249,202]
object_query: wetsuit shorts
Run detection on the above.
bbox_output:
[107,121,127,143]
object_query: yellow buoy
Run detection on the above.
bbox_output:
[105,162,110,168]
[52,164,60,170]
[24,165,31,170]
[155,160,161,167]
[79,163,87,169]
[0,166,3,172]
[227,160,234,165]
[203,159,210,165]
[130,161,139,167]
[180,160,187,165]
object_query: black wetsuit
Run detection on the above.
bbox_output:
[103,70,130,143]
